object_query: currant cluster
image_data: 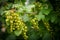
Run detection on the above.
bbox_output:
[30,18,39,30]
[22,26,28,40]
[5,11,28,40]
[43,21,50,31]
[5,12,21,32]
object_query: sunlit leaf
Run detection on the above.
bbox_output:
[22,14,30,22]
[35,12,45,21]
[14,30,22,36]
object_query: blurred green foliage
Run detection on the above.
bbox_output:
[0,0,60,40]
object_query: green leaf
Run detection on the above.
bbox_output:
[41,4,52,15]
[14,27,23,36]
[42,9,51,15]
[6,34,16,40]
[51,16,57,23]
[35,12,45,21]
[26,5,35,13]
[22,14,30,22]
[43,32,51,40]
[14,30,22,36]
